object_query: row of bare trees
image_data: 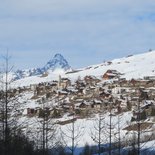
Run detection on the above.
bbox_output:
[0,54,155,155]
[0,54,41,155]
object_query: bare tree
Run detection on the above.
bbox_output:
[0,53,44,155]
[0,53,14,155]
[105,97,115,155]
[80,143,92,155]
[0,53,26,155]
[90,111,105,155]
[113,113,124,155]
[61,113,84,155]
[25,99,58,155]
[124,89,155,155]
[101,97,120,155]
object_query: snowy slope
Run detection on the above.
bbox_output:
[12,50,155,87]
[9,50,155,155]
[18,89,133,152]
[67,50,155,80]
[16,90,155,155]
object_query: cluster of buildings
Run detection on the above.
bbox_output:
[20,69,155,122]
[2,69,155,124]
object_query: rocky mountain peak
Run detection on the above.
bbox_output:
[44,53,71,71]
[14,53,71,80]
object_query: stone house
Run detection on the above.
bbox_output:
[103,70,122,80]
[27,108,36,117]
[84,75,101,86]
[91,99,102,110]
[50,108,62,118]
[58,76,71,89]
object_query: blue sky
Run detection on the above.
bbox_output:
[0,0,155,70]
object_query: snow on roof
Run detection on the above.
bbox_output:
[22,109,27,115]
[93,99,102,103]
[57,90,68,94]
[75,99,83,102]
[67,86,78,92]
[143,100,155,105]
[105,73,119,76]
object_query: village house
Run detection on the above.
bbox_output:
[119,79,129,87]
[34,85,46,96]
[25,107,45,117]
[57,90,68,98]
[30,84,37,91]
[61,102,74,112]
[37,107,50,118]
[107,61,112,65]
[83,85,96,97]
[144,76,155,80]
[117,99,129,113]
[35,107,43,117]
[102,69,122,80]
[47,81,58,92]
[75,79,86,89]
[74,100,91,110]
[129,79,151,87]
[66,86,78,95]
[141,100,155,116]
[58,76,71,89]
[75,88,84,97]
[147,88,155,99]
[91,99,103,110]
[11,88,20,96]
[132,109,147,121]
[84,75,101,86]
[7,89,20,98]
[26,108,36,117]
[50,107,62,118]
[99,91,111,99]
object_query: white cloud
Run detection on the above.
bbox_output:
[0,0,155,69]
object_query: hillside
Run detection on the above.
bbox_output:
[2,50,155,155]
[67,50,155,80]
[12,50,155,87]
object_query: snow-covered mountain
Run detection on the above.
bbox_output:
[7,50,155,155]
[14,53,71,80]
[43,53,71,72]
[12,50,155,87]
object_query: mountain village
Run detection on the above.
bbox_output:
[1,1,155,154]
[2,51,155,154]
[6,69,155,130]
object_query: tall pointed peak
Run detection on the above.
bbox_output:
[14,53,72,80]
[53,53,64,59]
[44,53,71,72]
